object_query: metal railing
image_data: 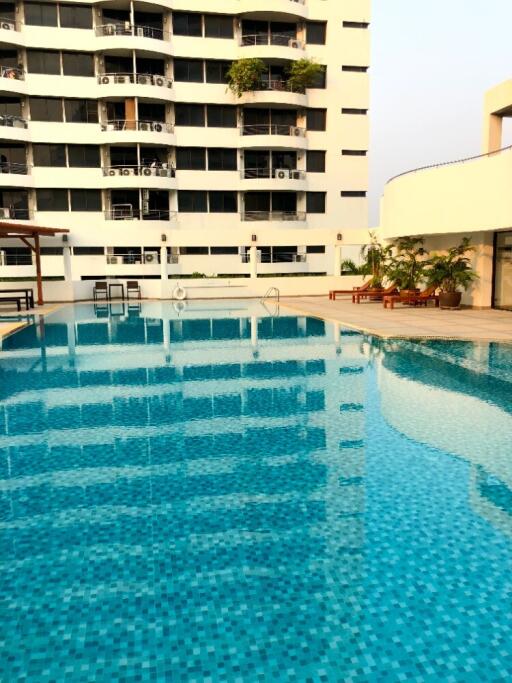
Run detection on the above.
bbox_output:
[240,123,305,137]
[105,207,175,220]
[240,33,304,48]
[102,165,175,178]
[106,252,162,265]
[101,119,173,133]
[0,254,32,266]
[0,65,24,80]
[242,211,306,222]
[98,73,173,88]
[96,23,167,40]
[0,17,19,31]
[261,286,280,302]
[0,207,32,220]
[0,114,27,128]
[242,168,305,180]
[0,161,30,174]
[256,79,304,94]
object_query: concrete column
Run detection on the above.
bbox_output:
[63,246,72,282]
[250,245,258,279]
[160,246,168,299]
[470,232,495,308]
[333,244,342,277]
[483,113,503,154]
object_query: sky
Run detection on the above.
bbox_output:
[369,0,512,226]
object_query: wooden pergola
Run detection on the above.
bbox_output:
[0,222,69,306]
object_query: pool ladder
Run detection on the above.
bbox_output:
[261,286,280,303]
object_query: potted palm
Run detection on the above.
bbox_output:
[426,238,478,309]
[341,232,391,287]
[387,237,428,296]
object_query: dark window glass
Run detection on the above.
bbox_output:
[306,151,326,173]
[204,15,234,39]
[0,48,17,67]
[343,21,369,29]
[64,99,98,123]
[33,144,66,167]
[29,97,63,122]
[176,147,206,170]
[68,145,100,167]
[70,189,102,211]
[59,4,93,29]
[178,190,207,212]
[306,245,325,254]
[174,59,203,83]
[26,50,60,75]
[306,108,326,131]
[210,246,238,255]
[208,148,237,171]
[73,246,105,255]
[306,192,326,213]
[174,103,205,127]
[310,66,326,89]
[40,247,64,255]
[179,246,208,255]
[36,189,69,211]
[0,97,22,117]
[342,65,368,73]
[342,149,367,156]
[205,60,231,84]
[0,3,15,21]
[209,191,237,213]
[172,12,202,37]
[25,2,57,26]
[306,21,326,44]
[341,108,367,115]
[207,104,237,128]
[62,52,94,77]
[341,191,367,197]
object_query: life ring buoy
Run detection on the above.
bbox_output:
[173,284,186,300]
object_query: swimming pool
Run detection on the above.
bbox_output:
[1,301,512,681]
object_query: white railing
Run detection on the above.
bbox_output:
[0,114,27,129]
[242,211,306,222]
[102,165,174,178]
[242,168,306,180]
[240,33,304,49]
[0,161,30,175]
[101,119,173,133]
[105,207,176,221]
[96,24,167,40]
[240,124,305,137]
[98,73,173,88]
[0,207,32,220]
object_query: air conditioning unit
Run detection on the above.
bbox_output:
[144,251,159,264]
[154,76,165,87]
[137,74,149,85]
[100,75,110,85]
[107,255,118,264]
[108,169,116,176]
[139,121,150,131]
[115,74,126,84]
[290,170,302,180]
[291,126,303,137]
[153,122,163,133]
[142,200,150,214]
[0,250,6,265]
[136,26,145,37]
[275,169,290,180]
[288,39,301,48]
[141,167,152,177]
[1,21,12,31]
[294,253,306,263]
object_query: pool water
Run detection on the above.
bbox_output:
[1,302,512,681]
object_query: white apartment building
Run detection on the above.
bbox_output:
[0,0,370,297]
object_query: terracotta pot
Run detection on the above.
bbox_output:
[439,291,462,309]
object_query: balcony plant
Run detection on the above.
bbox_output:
[227,58,266,97]
[286,59,325,93]
[386,236,428,295]
[425,237,478,309]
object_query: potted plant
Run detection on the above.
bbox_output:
[387,236,428,296]
[341,232,392,291]
[286,59,325,93]
[227,58,266,97]
[426,237,478,309]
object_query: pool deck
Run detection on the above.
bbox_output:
[281,297,512,342]
[0,303,64,340]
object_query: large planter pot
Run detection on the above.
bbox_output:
[439,291,462,309]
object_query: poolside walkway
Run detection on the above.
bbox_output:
[0,303,64,340]
[281,297,512,342]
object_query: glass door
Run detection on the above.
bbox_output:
[494,231,512,309]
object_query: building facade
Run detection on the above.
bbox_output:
[0,0,370,296]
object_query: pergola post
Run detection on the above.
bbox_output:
[34,232,43,306]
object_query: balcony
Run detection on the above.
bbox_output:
[95,24,167,41]
[241,124,305,137]
[105,207,176,221]
[0,207,32,220]
[97,73,173,89]
[241,251,306,263]
[239,80,307,107]
[0,17,19,32]
[241,167,307,191]
[241,211,306,222]
[242,168,305,180]
[0,65,23,80]
[0,161,29,175]
[0,114,27,129]
[240,33,304,49]
[101,120,173,134]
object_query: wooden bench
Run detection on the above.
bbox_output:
[0,295,23,311]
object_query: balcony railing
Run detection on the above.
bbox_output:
[0,254,32,266]
[242,168,306,180]
[96,23,167,40]
[241,252,306,264]
[0,17,19,31]
[255,79,303,94]
[101,119,173,133]
[102,165,175,178]
[98,73,173,88]
[106,252,163,265]
[240,33,304,49]
[241,123,305,137]
[0,65,24,80]
[105,207,175,221]
[0,114,28,129]
[242,211,306,222]
[0,161,30,175]
[0,207,32,220]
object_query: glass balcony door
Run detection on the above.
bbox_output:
[494,231,512,310]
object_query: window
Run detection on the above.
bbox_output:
[341,108,368,115]
[179,246,208,255]
[174,58,204,83]
[70,189,102,211]
[172,12,202,37]
[341,191,366,197]
[64,99,98,123]
[342,149,367,156]
[208,148,237,171]
[309,66,326,89]
[306,245,325,254]
[207,104,237,128]
[342,66,368,73]
[210,246,238,255]
[68,145,100,167]
[25,2,57,26]
[306,192,326,213]
[33,144,66,167]
[307,151,326,173]
[178,190,207,212]
[205,60,231,84]
[174,103,205,127]
[343,21,369,29]
[40,247,64,255]
[73,246,105,255]
[26,50,60,75]
[204,14,234,39]
[59,4,93,29]
[29,97,63,122]
[306,22,326,45]
[62,52,94,77]
[209,191,237,213]
[176,147,206,170]
[36,189,69,211]
[306,108,326,131]
[0,97,22,117]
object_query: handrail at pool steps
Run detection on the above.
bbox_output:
[261,286,280,303]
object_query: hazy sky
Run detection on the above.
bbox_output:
[369,0,512,225]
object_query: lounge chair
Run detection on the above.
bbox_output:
[329,280,371,300]
[353,283,398,304]
[383,285,439,309]
[93,281,108,302]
